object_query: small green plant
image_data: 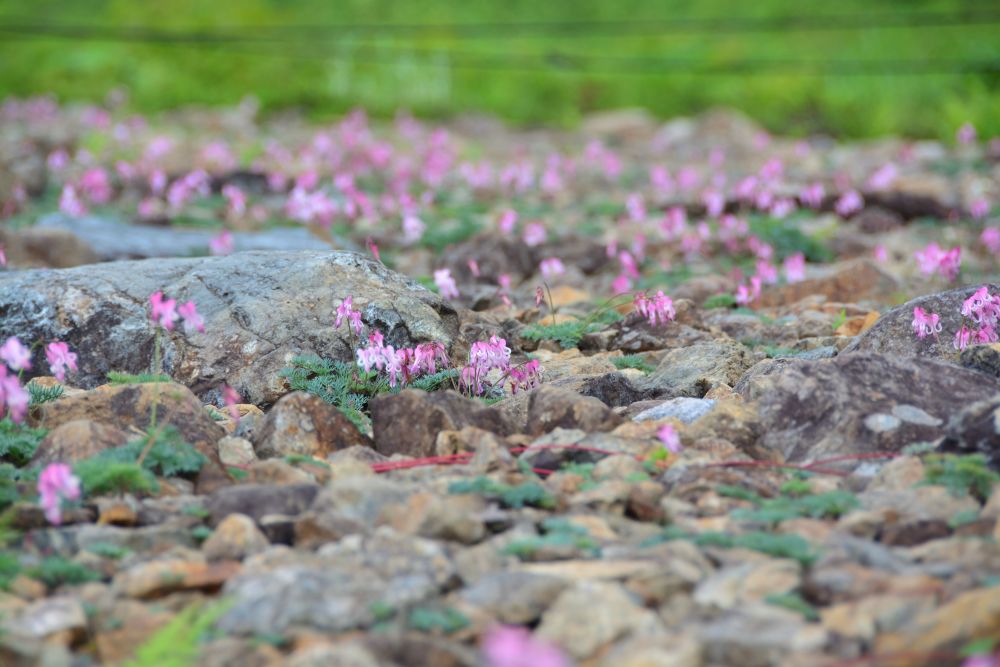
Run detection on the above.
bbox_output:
[279,355,381,431]
[27,383,63,406]
[765,592,819,621]
[648,527,819,566]
[703,293,738,309]
[831,308,848,332]
[27,557,101,588]
[0,418,46,466]
[86,542,132,560]
[611,355,655,374]
[522,309,622,350]
[748,214,833,263]
[191,526,212,542]
[107,371,172,385]
[369,601,396,623]
[124,599,231,667]
[923,453,1000,501]
[949,509,980,529]
[504,517,600,559]
[731,490,859,525]
[407,606,470,634]
[74,461,157,496]
[283,454,331,469]
[448,476,556,509]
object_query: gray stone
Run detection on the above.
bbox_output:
[633,397,716,424]
[640,339,753,398]
[0,251,463,404]
[460,571,568,624]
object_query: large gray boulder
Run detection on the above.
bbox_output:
[0,251,462,404]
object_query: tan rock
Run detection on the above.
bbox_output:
[30,419,130,466]
[113,558,241,599]
[876,586,1000,658]
[202,513,270,561]
[253,391,372,460]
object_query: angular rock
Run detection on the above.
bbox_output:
[633,397,717,424]
[202,513,271,560]
[113,558,241,599]
[0,225,99,269]
[217,436,257,466]
[207,483,321,527]
[37,382,230,493]
[459,571,568,624]
[526,385,623,436]
[253,391,372,459]
[0,251,463,404]
[755,259,898,308]
[844,283,1000,363]
[370,389,516,458]
[640,339,754,398]
[30,419,130,466]
[754,352,1000,463]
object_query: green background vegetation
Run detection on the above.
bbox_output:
[0,0,997,138]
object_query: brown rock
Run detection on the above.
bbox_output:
[0,226,99,269]
[876,586,1000,659]
[94,601,173,665]
[202,513,270,560]
[755,259,898,308]
[527,385,623,436]
[253,391,372,460]
[30,419,130,466]
[370,389,517,458]
[113,558,241,599]
[38,382,231,492]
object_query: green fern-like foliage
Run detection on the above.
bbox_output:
[409,368,459,392]
[28,383,63,406]
[27,557,101,588]
[0,550,21,590]
[923,453,1000,501]
[522,310,622,350]
[448,476,556,509]
[75,461,158,496]
[107,371,172,384]
[611,355,655,374]
[703,293,738,309]
[0,418,47,466]
[124,599,231,667]
[279,355,391,432]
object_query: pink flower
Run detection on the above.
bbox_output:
[523,223,547,247]
[938,247,962,281]
[800,183,825,209]
[209,230,234,256]
[434,269,459,299]
[626,193,646,222]
[955,325,973,351]
[911,307,942,339]
[468,259,481,278]
[702,190,725,218]
[497,209,518,234]
[0,367,29,423]
[634,290,676,327]
[971,198,991,221]
[402,215,426,244]
[915,243,961,281]
[222,184,247,217]
[982,228,1000,254]
[783,253,806,283]
[735,276,762,306]
[59,184,87,218]
[756,260,779,285]
[508,359,542,394]
[498,274,512,292]
[366,238,381,262]
[178,301,205,334]
[0,336,31,371]
[957,122,977,145]
[835,190,863,217]
[79,168,112,204]
[770,198,796,219]
[37,463,81,526]
[650,165,674,194]
[657,423,682,454]
[149,291,178,330]
[962,653,1000,667]
[45,341,77,383]
[539,257,565,280]
[334,296,364,336]
[221,384,242,421]
[866,163,898,191]
[611,273,633,295]
[0,244,6,268]
[482,625,569,667]
[874,245,889,262]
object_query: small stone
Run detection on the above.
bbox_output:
[217,436,257,466]
[527,385,623,436]
[0,596,87,641]
[202,513,270,561]
[633,397,717,424]
[113,558,241,599]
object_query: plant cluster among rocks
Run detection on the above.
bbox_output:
[0,98,998,666]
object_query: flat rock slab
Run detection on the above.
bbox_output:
[0,251,462,404]
[37,213,348,261]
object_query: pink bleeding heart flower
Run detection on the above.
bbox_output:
[37,463,81,526]
[482,625,569,667]
[45,341,77,383]
[911,307,942,339]
[0,336,32,371]
[0,367,30,423]
[209,230,234,256]
[221,384,242,421]
[434,268,459,300]
[178,301,205,334]
[657,423,682,454]
[149,291,178,330]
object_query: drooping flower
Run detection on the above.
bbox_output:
[334,296,364,336]
[59,184,87,218]
[866,163,898,191]
[0,336,31,371]
[178,301,205,334]
[982,228,1000,254]
[149,291,178,330]
[735,276,762,306]
[482,625,569,667]
[971,198,991,221]
[222,184,247,217]
[911,307,942,339]
[209,230,234,256]
[799,182,825,209]
[957,122,977,145]
[755,260,779,285]
[221,384,242,421]
[0,367,30,423]
[954,325,973,351]
[434,268,459,299]
[783,253,806,283]
[467,259,481,278]
[522,222,547,247]
[633,291,676,327]
[657,423,682,454]
[37,463,81,526]
[539,257,565,280]
[508,359,542,394]
[915,243,962,281]
[45,341,77,383]
[402,214,426,244]
[0,244,6,268]
[834,190,863,218]
[497,209,518,234]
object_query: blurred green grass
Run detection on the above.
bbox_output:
[0,0,997,138]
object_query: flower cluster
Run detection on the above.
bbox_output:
[45,341,78,382]
[482,625,569,667]
[460,335,512,396]
[434,268,459,300]
[911,307,942,339]
[633,290,676,327]
[356,331,449,388]
[915,243,961,282]
[955,286,1000,350]
[149,291,205,334]
[37,462,81,525]
[334,296,364,336]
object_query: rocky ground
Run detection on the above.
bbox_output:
[0,99,999,666]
